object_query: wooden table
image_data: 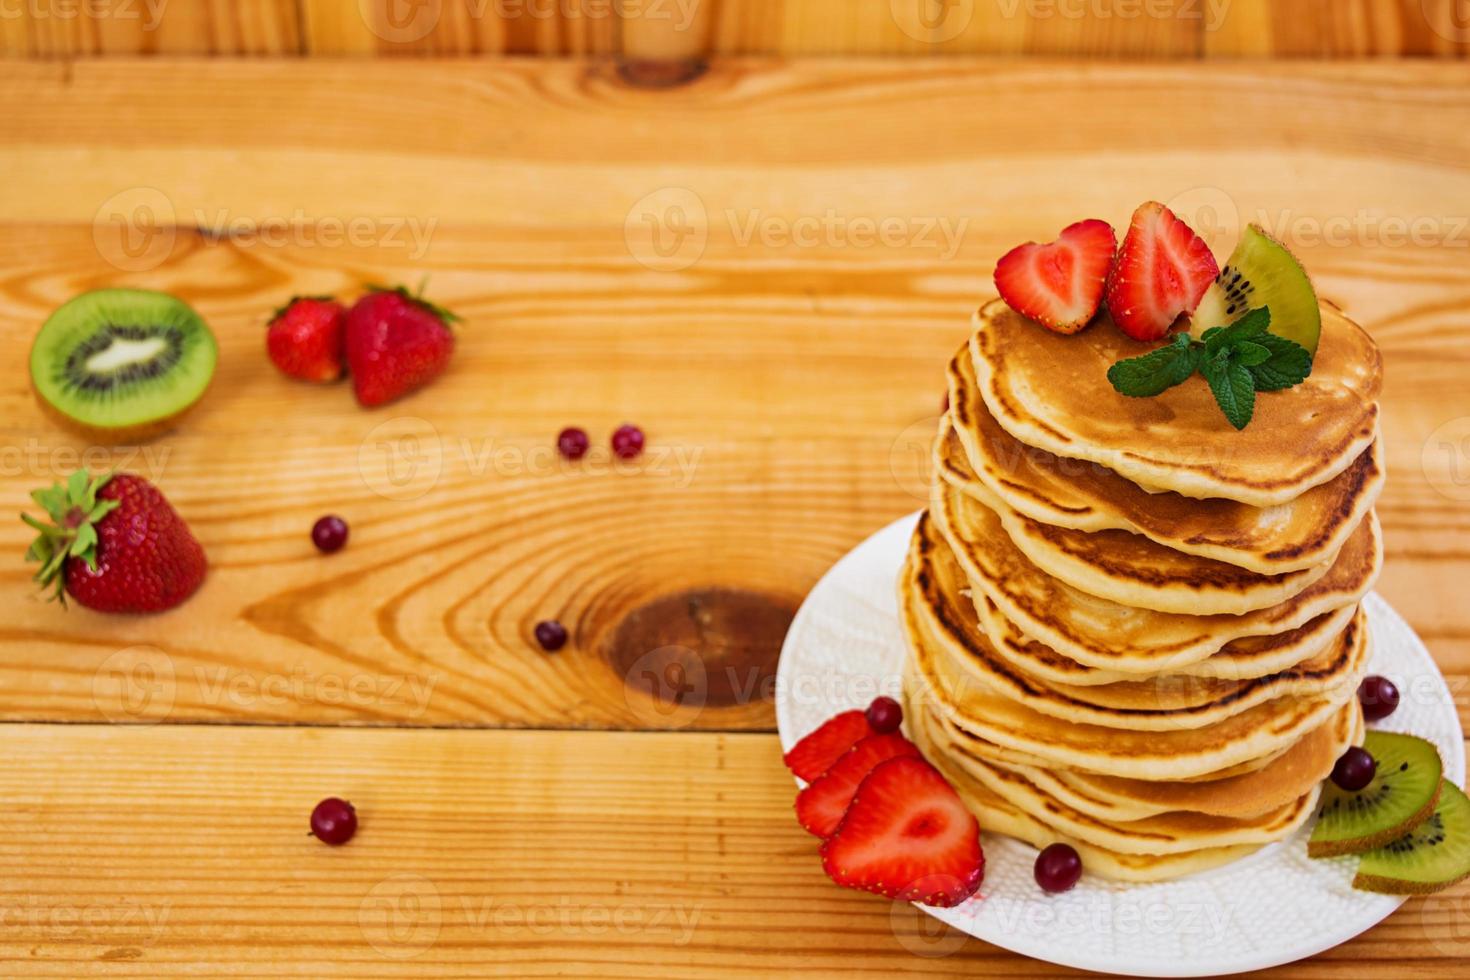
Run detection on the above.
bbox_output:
[0,57,1467,977]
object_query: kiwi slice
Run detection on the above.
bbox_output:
[30,289,217,442]
[1190,224,1321,354]
[1308,732,1443,858]
[1354,780,1470,895]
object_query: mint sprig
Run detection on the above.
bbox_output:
[1106,308,1312,430]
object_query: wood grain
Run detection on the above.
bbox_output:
[0,723,1464,978]
[0,57,1467,727]
[3,0,1468,58]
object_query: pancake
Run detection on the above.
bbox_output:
[946,343,1384,574]
[908,670,1295,782]
[968,298,1382,506]
[941,427,1334,615]
[932,469,1382,674]
[951,752,1319,856]
[907,696,1264,882]
[973,590,1357,688]
[1054,700,1363,820]
[905,512,1371,731]
[902,529,1358,781]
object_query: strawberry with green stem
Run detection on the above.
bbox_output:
[23,470,206,613]
[346,281,461,408]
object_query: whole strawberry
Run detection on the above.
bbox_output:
[23,471,206,613]
[345,285,459,407]
[267,295,347,383]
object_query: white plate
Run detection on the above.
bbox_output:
[775,511,1466,978]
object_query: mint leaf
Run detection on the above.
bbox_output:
[1233,341,1272,367]
[1203,307,1270,356]
[1248,333,1313,391]
[1107,333,1198,397]
[1200,354,1256,430]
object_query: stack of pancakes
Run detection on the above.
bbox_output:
[901,298,1386,882]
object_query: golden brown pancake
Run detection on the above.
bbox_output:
[932,470,1382,674]
[940,427,1334,614]
[946,342,1384,574]
[951,752,1319,856]
[972,590,1357,688]
[905,510,1371,730]
[901,522,1358,780]
[906,695,1265,882]
[968,298,1382,506]
[1053,700,1363,820]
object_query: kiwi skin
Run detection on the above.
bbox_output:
[1353,781,1470,895]
[1309,780,1442,858]
[1308,731,1445,859]
[30,372,211,444]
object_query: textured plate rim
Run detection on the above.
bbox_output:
[775,510,1466,978]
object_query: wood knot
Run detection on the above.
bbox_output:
[617,58,708,89]
[606,588,794,711]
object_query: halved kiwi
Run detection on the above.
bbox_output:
[1308,732,1443,858]
[1354,780,1470,895]
[30,289,217,443]
[1190,224,1321,354]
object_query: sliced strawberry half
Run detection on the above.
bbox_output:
[796,733,921,838]
[783,710,873,783]
[820,756,984,908]
[993,218,1116,334]
[1105,201,1219,342]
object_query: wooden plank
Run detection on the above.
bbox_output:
[0,0,300,57]
[1,0,1465,57]
[0,723,1466,977]
[0,58,1466,727]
